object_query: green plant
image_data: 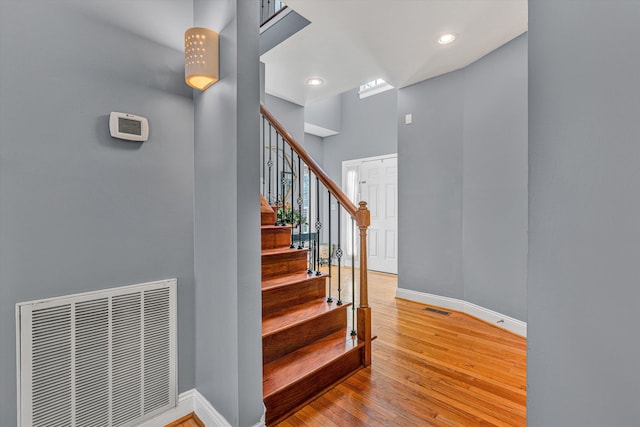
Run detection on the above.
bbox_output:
[277,203,305,226]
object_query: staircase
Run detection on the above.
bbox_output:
[259,4,372,423]
[260,195,365,425]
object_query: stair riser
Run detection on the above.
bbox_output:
[261,227,292,250]
[262,277,326,317]
[264,348,364,425]
[262,252,307,279]
[261,212,276,226]
[260,194,276,225]
[263,308,348,364]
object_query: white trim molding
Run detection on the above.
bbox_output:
[396,288,527,337]
[189,389,233,427]
[136,389,266,427]
[304,122,339,138]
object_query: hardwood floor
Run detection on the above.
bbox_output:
[165,412,204,427]
[277,268,527,426]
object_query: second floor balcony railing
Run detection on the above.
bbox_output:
[260,0,287,26]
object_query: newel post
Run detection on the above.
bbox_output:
[355,201,372,366]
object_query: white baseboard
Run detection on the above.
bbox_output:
[134,392,197,427]
[188,389,233,427]
[395,288,527,337]
[136,389,266,427]
[253,406,267,427]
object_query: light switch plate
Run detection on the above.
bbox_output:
[405,113,413,125]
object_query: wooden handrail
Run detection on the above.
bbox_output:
[260,104,362,222]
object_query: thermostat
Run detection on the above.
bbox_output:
[109,112,149,142]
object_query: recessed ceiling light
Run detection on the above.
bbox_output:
[307,77,324,86]
[437,33,457,45]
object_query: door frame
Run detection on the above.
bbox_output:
[342,153,398,271]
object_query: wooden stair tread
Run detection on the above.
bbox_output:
[263,298,351,337]
[261,224,292,231]
[262,247,307,257]
[263,330,363,398]
[262,272,327,291]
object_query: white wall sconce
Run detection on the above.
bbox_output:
[184,27,219,90]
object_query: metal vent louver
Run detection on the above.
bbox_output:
[17,279,177,427]
[424,307,451,316]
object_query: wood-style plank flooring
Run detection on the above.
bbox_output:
[165,412,204,427]
[278,268,527,426]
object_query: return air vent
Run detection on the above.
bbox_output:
[424,307,451,316]
[16,279,177,427]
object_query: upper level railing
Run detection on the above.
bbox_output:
[260,0,287,26]
[260,104,372,366]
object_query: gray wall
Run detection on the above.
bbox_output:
[0,1,195,424]
[398,71,465,300]
[305,96,342,133]
[260,62,266,104]
[462,34,528,320]
[264,93,324,164]
[322,88,398,183]
[303,133,324,166]
[265,94,305,143]
[528,2,640,425]
[193,0,263,426]
[398,34,528,321]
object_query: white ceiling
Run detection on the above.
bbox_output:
[261,0,528,106]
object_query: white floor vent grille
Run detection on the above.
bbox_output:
[16,279,177,427]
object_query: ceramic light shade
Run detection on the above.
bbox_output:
[184,27,219,90]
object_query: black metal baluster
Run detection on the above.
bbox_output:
[307,172,313,274]
[327,191,333,302]
[279,133,286,226]
[313,176,318,274]
[315,176,321,275]
[351,217,357,336]
[275,132,280,225]
[261,116,264,196]
[289,145,295,248]
[267,123,272,205]
[302,167,307,254]
[336,202,343,306]
[297,158,303,250]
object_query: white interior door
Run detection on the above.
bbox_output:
[344,155,398,274]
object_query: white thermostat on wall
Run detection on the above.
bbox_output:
[109,112,149,142]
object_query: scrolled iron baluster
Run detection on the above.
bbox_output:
[327,191,333,303]
[289,144,295,247]
[351,217,356,336]
[279,134,287,226]
[315,176,322,275]
[276,132,281,225]
[297,157,303,250]
[307,171,313,274]
[267,123,272,206]
[336,202,343,306]
[261,116,265,197]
